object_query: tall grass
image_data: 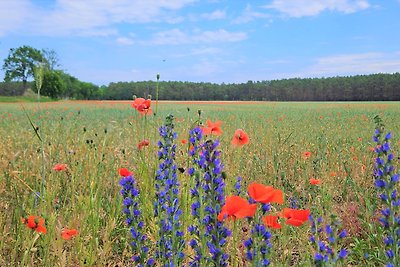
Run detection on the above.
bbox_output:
[0,100,399,266]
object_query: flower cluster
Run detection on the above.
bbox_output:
[372,116,400,267]
[154,115,185,266]
[21,215,47,234]
[131,97,152,115]
[309,215,348,266]
[187,128,231,266]
[119,168,153,266]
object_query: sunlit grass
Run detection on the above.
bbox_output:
[1,100,399,266]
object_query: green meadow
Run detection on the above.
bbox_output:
[1,100,400,266]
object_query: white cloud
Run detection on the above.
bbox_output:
[233,4,271,24]
[116,37,135,45]
[201,9,227,20]
[1,0,197,37]
[0,0,33,36]
[304,52,400,76]
[264,0,370,18]
[146,28,247,45]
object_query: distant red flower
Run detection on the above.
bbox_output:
[181,139,187,145]
[282,208,310,227]
[231,129,249,146]
[137,139,150,150]
[302,151,312,159]
[202,120,223,136]
[131,98,152,115]
[21,215,47,234]
[218,195,257,222]
[61,228,78,240]
[53,163,67,171]
[330,171,336,177]
[263,215,281,229]
[310,178,321,185]
[119,168,132,177]
[248,182,284,204]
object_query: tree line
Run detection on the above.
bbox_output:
[1,45,399,101]
[102,73,400,101]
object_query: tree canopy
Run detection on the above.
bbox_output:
[2,45,47,88]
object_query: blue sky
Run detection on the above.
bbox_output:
[0,0,399,86]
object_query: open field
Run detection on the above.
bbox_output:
[1,100,400,266]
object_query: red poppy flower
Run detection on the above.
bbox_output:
[181,139,187,145]
[131,98,152,115]
[21,215,47,234]
[61,228,78,240]
[119,168,132,177]
[231,129,249,146]
[248,182,284,204]
[302,151,312,159]
[310,178,321,185]
[202,120,223,136]
[137,139,150,150]
[282,208,310,227]
[218,195,257,221]
[263,215,281,229]
[53,163,67,171]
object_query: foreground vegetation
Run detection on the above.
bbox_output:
[0,100,399,266]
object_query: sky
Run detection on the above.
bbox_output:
[0,0,399,86]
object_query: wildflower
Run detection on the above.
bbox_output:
[231,129,249,146]
[310,178,321,185]
[188,133,230,266]
[119,169,153,265]
[137,139,150,150]
[181,139,187,145]
[53,163,67,171]
[61,228,78,240]
[21,215,46,234]
[202,119,223,136]
[131,98,152,115]
[119,168,132,177]
[309,215,349,265]
[372,116,400,266]
[282,208,310,226]
[218,195,257,221]
[244,223,272,266]
[154,115,185,265]
[303,151,312,159]
[248,182,284,204]
[263,215,281,229]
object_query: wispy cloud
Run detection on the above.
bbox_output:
[232,4,271,24]
[145,28,247,45]
[263,0,370,18]
[0,0,197,37]
[304,52,400,76]
[0,0,33,36]
[201,9,227,20]
[116,37,135,46]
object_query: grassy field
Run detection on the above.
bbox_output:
[0,100,399,266]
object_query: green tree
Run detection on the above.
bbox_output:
[36,70,66,99]
[2,45,47,90]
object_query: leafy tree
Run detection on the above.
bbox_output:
[2,45,47,89]
[35,70,66,99]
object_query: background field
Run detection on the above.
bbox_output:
[1,100,399,266]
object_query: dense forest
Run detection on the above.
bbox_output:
[1,72,399,101]
[103,73,400,101]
